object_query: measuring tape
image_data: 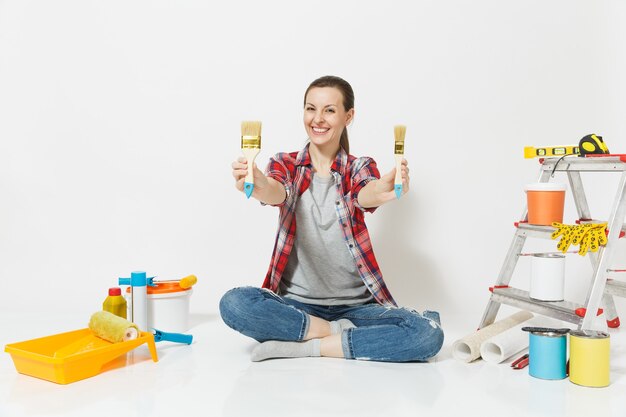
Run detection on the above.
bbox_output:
[524,134,610,159]
[579,134,609,155]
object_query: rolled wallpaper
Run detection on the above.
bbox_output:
[452,311,534,363]
[479,316,547,364]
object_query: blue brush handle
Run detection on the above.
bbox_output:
[394,184,403,199]
[244,182,254,199]
[152,329,193,344]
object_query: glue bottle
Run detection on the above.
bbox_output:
[103,287,127,319]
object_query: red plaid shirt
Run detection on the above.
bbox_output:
[261,144,397,307]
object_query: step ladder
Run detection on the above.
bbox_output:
[479,155,626,331]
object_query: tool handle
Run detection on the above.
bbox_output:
[152,329,193,344]
[242,148,260,184]
[512,357,529,370]
[394,154,403,199]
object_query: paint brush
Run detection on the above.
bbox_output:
[394,125,406,199]
[241,121,262,199]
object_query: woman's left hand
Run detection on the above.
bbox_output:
[376,158,410,200]
[358,159,410,208]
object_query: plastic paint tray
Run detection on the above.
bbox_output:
[4,328,158,384]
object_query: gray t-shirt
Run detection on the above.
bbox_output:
[279,173,373,305]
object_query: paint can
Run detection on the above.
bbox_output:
[525,183,566,226]
[569,330,610,387]
[126,282,193,333]
[530,253,565,301]
[528,330,567,380]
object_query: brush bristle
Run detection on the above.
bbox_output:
[241,121,262,138]
[241,121,262,149]
[394,125,406,154]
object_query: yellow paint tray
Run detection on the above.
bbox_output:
[4,328,158,384]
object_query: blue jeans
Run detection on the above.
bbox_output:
[219,286,444,362]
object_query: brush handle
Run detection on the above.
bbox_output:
[242,147,260,198]
[394,154,404,199]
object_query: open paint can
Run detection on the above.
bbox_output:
[126,282,193,333]
[528,330,567,380]
[569,330,610,387]
[530,253,565,301]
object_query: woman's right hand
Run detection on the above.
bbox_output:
[231,157,269,195]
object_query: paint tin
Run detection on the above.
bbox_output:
[525,183,566,226]
[530,253,565,301]
[528,330,567,380]
[126,283,193,333]
[569,330,610,387]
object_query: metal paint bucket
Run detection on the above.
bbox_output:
[569,330,610,387]
[528,330,567,380]
[530,254,565,301]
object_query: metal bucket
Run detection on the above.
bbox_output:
[528,330,567,380]
[569,330,610,387]
[530,253,565,301]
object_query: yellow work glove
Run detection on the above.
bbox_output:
[578,223,608,256]
[551,222,575,253]
[552,222,608,256]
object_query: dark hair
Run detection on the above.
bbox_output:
[304,75,354,154]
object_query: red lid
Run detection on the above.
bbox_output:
[108,287,122,296]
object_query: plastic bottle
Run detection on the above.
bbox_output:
[103,287,127,319]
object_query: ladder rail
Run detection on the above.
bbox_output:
[478,231,527,328]
[567,171,592,220]
[580,170,626,329]
[479,166,553,329]
[568,170,620,325]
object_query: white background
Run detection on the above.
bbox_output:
[1,0,625,330]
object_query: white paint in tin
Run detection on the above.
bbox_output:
[530,253,565,301]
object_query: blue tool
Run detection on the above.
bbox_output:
[152,329,193,345]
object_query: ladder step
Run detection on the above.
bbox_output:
[514,223,555,239]
[541,156,626,172]
[490,287,583,325]
[514,222,626,239]
[606,280,626,298]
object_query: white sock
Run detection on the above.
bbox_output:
[251,339,321,362]
[329,319,355,335]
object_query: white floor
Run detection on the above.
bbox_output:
[2,311,626,417]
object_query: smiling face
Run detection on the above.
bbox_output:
[303,86,354,150]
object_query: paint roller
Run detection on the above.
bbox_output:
[89,311,139,343]
[89,311,193,345]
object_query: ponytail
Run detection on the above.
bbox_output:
[340,129,349,154]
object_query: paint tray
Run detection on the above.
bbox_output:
[4,328,158,384]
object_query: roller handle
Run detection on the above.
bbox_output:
[152,329,193,344]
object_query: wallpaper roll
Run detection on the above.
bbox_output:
[452,311,534,363]
[480,316,565,364]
